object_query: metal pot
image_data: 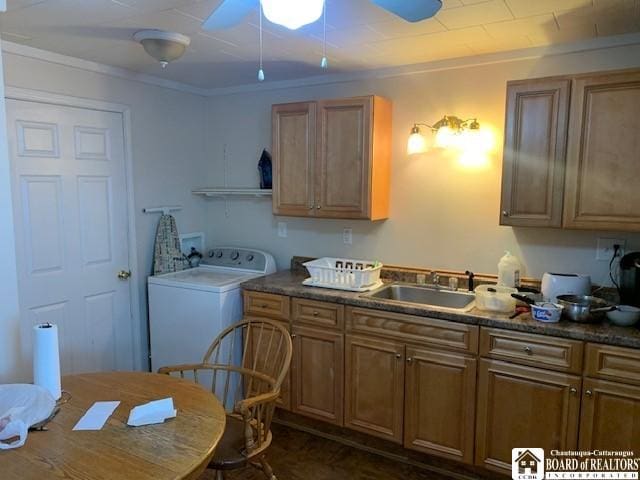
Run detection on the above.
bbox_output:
[556,294,613,323]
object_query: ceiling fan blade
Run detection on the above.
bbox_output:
[370,0,443,22]
[202,0,258,30]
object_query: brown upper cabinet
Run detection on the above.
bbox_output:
[272,96,392,220]
[563,70,640,231]
[500,78,570,227]
[500,68,640,232]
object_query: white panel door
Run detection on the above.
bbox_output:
[7,99,134,374]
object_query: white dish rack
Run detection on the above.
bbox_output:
[303,257,383,292]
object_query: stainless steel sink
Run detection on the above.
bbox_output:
[365,284,475,311]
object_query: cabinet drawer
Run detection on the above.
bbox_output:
[346,307,478,354]
[584,343,640,386]
[292,298,344,329]
[480,328,583,374]
[243,291,290,321]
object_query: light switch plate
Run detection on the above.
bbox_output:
[596,238,625,261]
[277,222,287,238]
[343,228,352,245]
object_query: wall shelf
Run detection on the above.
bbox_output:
[192,188,272,198]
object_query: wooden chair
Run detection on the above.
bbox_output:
[158,318,292,480]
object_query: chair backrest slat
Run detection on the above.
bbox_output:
[221,329,236,407]
[260,326,276,377]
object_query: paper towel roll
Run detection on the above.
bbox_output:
[33,323,61,400]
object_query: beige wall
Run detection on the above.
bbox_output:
[203,42,640,282]
[2,49,208,379]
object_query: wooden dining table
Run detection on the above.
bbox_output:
[0,371,226,480]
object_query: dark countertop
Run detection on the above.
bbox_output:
[241,270,640,349]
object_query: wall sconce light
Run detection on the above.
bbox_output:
[407,115,481,155]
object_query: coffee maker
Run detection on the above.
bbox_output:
[620,252,640,307]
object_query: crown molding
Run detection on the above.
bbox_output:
[3,32,640,99]
[1,41,209,97]
[204,32,640,97]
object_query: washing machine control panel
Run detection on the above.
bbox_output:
[204,247,275,273]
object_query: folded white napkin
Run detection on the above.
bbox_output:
[127,398,176,427]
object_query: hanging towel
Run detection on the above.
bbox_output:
[152,214,186,275]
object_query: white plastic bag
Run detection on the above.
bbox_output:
[0,384,55,449]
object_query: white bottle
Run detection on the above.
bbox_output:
[497,251,521,288]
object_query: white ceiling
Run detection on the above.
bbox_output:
[1,0,639,90]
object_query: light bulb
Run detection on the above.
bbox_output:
[459,128,493,151]
[260,0,325,30]
[434,126,455,148]
[407,128,428,155]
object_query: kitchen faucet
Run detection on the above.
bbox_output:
[464,270,475,292]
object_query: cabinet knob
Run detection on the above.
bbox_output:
[585,389,593,397]
[312,311,319,316]
[290,334,297,339]
[569,387,577,395]
[308,205,314,210]
[502,210,510,217]
[523,346,533,354]
[316,205,321,209]
[395,353,402,359]
[406,357,413,363]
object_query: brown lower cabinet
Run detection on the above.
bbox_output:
[243,290,640,477]
[291,324,344,425]
[475,359,582,473]
[579,378,640,452]
[405,347,477,464]
[343,334,478,464]
[344,335,405,443]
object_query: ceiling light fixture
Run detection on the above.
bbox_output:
[260,0,325,30]
[407,115,481,155]
[133,30,190,68]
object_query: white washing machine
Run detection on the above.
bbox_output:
[147,247,276,375]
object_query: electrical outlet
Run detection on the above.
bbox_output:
[596,238,625,261]
[343,228,352,245]
[277,222,287,238]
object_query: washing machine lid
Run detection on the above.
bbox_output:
[148,266,262,293]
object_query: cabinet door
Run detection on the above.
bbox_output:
[344,335,404,443]
[475,359,581,474]
[243,317,291,410]
[500,78,570,227]
[316,97,371,219]
[405,347,477,464]
[272,102,316,216]
[291,325,344,425]
[579,378,640,452]
[564,70,640,231]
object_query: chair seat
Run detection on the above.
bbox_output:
[208,415,249,471]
